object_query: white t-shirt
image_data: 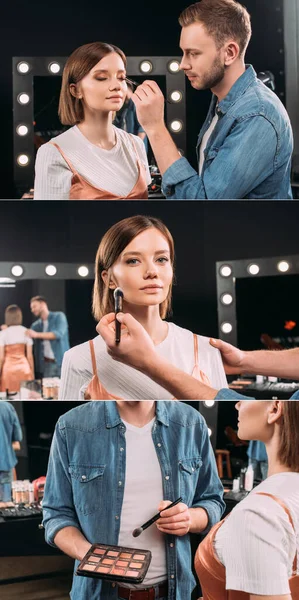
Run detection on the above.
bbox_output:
[59,321,228,400]
[214,472,299,595]
[42,320,55,360]
[34,125,151,199]
[0,325,33,346]
[199,113,219,175]
[118,418,167,588]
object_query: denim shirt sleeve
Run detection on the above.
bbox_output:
[42,421,81,547]
[12,407,23,443]
[50,312,68,340]
[162,116,278,199]
[191,421,225,532]
[215,388,256,400]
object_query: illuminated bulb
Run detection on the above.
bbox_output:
[140,61,152,73]
[11,265,23,277]
[220,265,232,277]
[48,62,61,73]
[208,428,212,437]
[247,263,260,275]
[18,93,30,105]
[221,322,233,334]
[221,293,233,305]
[17,154,29,166]
[16,124,29,136]
[17,62,30,74]
[168,60,180,73]
[204,400,215,408]
[170,90,182,102]
[78,266,89,277]
[45,265,57,276]
[277,260,289,273]
[170,120,183,132]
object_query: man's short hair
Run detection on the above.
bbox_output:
[179,0,252,58]
[30,295,47,304]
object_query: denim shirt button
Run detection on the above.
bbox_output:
[112,583,116,588]
[118,481,122,486]
[120,447,124,452]
[171,575,175,579]
[165,476,170,480]
[157,443,161,448]
[170,543,174,548]
[81,475,86,480]
[115,515,119,520]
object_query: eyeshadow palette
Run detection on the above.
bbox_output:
[76,543,152,584]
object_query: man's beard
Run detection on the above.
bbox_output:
[196,54,226,90]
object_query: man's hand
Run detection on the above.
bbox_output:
[132,80,165,133]
[209,338,246,374]
[156,500,191,537]
[25,329,38,339]
[96,312,157,371]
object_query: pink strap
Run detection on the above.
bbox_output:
[193,333,199,364]
[49,142,78,175]
[89,340,97,377]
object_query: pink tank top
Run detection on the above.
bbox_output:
[84,333,211,400]
[50,134,148,200]
[194,492,299,600]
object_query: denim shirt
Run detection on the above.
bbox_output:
[0,402,23,471]
[31,311,70,370]
[215,388,299,400]
[162,65,293,199]
[42,401,225,600]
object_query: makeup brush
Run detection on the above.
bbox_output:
[113,287,124,344]
[132,497,183,537]
[126,77,172,104]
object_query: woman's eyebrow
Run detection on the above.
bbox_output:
[93,69,126,74]
[122,249,170,257]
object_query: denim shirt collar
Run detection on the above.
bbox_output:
[216,64,257,116]
[104,401,170,429]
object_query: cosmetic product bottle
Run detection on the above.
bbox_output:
[29,483,35,504]
[239,467,247,490]
[244,464,254,491]
[232,477,240,492]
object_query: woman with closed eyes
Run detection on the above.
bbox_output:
[59,215,228,400]
[34,42,151,199]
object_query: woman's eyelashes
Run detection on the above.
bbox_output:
[95,76,126,81]
[125,257,169,266]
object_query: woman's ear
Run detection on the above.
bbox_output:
[101,270,116,290]
[267,400,283,425]
[69,83,82,99]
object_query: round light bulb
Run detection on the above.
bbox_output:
[247,263,260,275]
[45,265,57,276]
[221,322,233,334]
[140,61,153,73]
[277,260,290,273]
[78,266,89,277]
[204,400,215,408]
[170,90,182,103]
[221,293,233,305]
[17,154,29,166]
[16,124,29,136]
[168,60,180,73]
[48,62,61,74]
[18,93,30,105]
[17,62,30,74]
[220,265,232,277]
[170,120,183,132]
[11,265,23,277]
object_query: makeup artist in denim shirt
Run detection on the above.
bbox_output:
[0,402,22,507]
[132,0,293,200]
[42,400,224,600]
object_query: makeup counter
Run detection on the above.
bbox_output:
[0,378,61,400]
[228,376,299,399]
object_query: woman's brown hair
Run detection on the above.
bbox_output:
[278,401,299,472]
[5,304,23,327]
[92,215,175,321]
[58,42,127,125]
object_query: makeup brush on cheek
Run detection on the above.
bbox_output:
[132,497,182,537]
[113,287,124,344]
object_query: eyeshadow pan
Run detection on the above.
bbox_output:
[107,551,118,557]
[88,558,101,563]
[126,570,140,578]
[111,567,125,575]
[94,548,105,555]
[129,562,143,568]
[120,553,132,558]
[133,554,145,560]
[97,566,110,573]
[82,564,95,571]
[102,558,114,565]
[116,560,129,567]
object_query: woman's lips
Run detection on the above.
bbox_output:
[140,286,163,293]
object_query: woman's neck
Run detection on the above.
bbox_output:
[265,430,293,477]
[77,111,116,149]
[123,303,168,345]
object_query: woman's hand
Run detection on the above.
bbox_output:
[96,312,157,371]
[155,500,191,537]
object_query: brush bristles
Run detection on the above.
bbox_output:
[132,527,143,538]
[113,287,124,299]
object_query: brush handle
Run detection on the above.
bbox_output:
[140,497,183,531]
[114,294,123,345]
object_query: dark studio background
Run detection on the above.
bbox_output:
[0,200,298,350]
[1,0,286,198]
